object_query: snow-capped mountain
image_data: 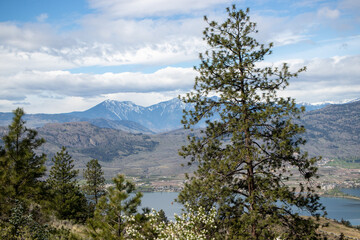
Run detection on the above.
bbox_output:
[75,100,146,121]
[0,97,359,133]
[76,98,189,131]
[296,102,331,111]
[297,97,360,111]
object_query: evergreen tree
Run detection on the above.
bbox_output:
[47,147,88,222]
[83,159,105,205]
[86,174,142,239]
[0,108,46,218]
[0,200,51,240]
[178,6,324,239]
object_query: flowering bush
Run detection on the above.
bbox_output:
[125,204,217,240]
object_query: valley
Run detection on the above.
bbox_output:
[0,98,359,192]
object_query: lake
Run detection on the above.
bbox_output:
[140,192,360,226]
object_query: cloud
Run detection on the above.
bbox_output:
[0,37,204,75]
[0,22,77,51]
[317,7,340,19]
[88,0,234,17]
[0,47,75,75]
[0,0,359,113]
[0,67,197,100]
[8,95,104,114]
[278,55,360,102]
[0,16,207,74]
[251,12,316,46]
[1,54,359,107]
[13,101,31,106]
[36,13,48,22]
[339,0,360,10]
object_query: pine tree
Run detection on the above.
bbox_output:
[86,174,142,239]
[47,147,88,222]
[0,108,46,218]
[83,159,105,205]
[178,6,325,239]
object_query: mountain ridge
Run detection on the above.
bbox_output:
[0,97,359,132]
[0,100,359,178]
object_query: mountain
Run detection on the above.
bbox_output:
[0,100,358,178]
[0,122,194,178]
[297,97,360,111]
[300,100,360,159]
[0,97,358,133]
[36,122,158,162]
[296,102,331,111]
[0,111,153,134]
[0,98,189,132]
[70,98,190,131]
[87,118,154,134]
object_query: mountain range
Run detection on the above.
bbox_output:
[0,98,359,178]
[0,97,358,133]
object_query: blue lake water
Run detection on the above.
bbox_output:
[140,192,360,225]
[341,188,360,197]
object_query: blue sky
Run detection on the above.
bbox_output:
[0,0,359,113]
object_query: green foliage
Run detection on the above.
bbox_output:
[157,209,168,224]
[327,157,360,169]
[83,159,105,205]
[86,174,142,239]
[340,218,352,228]
[178,5,325,239]
[0,200,50,240]
[0,108,46,218]
[47,147,88,222]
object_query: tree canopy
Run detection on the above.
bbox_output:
[0,108,46,217]
[83,159,105,205]
[47,147,88,222]
[178,6,324,239]
[86,174,143,239]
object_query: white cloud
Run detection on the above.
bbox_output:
[339,0,360,10]
[36,13,48,22]
[252,13,315,46]
[0,47,75,75]
[317,7,340,19]
[2,54,359,111]
[8,95,103,114]
[0,22,66,50]
[0,67,197,100]
[0,17,207,74]
[0,0,359,113]
[88,0,234,17]
[278,55,360,103]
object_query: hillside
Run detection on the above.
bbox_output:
[301,100,360,159]
[0,122,194,178]
[37,122,157,161]
[0,100,358,179]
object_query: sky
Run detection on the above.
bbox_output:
[0,0,359,113]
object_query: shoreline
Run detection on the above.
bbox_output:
[140,190,360,202]
[320,193,360,201]
[320,187,360,201]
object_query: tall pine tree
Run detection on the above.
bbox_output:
[47,147,88,222]
[178,6,324,239]
[86,174,142,239]
[83,159,105,205]
[0,108,46,218]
